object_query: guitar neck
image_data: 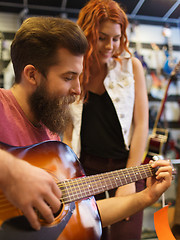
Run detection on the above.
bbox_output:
[153,78,172,129]
[59,164,155,204]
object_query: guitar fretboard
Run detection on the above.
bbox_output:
[58,164,155,204]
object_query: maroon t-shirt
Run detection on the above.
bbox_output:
[0,88,60,146]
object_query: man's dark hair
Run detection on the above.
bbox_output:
[11,16,88,83]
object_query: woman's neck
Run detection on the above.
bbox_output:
[87,63,107,95]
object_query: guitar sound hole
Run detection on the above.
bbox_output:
[36,201,63,221]
[53,202,63,218]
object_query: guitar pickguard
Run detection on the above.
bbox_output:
[0,202,75,240]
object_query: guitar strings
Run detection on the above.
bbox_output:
[57,164,153,191]
[58,164,154,190]
[57,164,154,203]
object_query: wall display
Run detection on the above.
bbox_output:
[144,61,180,164]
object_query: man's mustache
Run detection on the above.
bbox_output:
[58,95,76,105]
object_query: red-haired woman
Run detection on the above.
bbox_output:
[64,0,149,239]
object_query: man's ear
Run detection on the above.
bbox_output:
[23,65,38,86]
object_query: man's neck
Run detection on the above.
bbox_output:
[11,84,39,126]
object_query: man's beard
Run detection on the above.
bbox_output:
[29,81,75,135]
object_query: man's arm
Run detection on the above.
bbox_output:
[97,160,172,227]
[0,149,62,230]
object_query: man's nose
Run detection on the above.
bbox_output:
[70,79,81,95]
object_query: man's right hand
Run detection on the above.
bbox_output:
[0,150,62,230]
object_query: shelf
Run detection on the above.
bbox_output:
[129,42,180,51]
[148,94,180,102]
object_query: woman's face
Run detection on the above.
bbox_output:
[95,20,121,64]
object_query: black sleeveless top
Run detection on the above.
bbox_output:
[81,91,129,159]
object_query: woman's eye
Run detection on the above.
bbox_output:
[113,38,120,42]
[99,37,105,41]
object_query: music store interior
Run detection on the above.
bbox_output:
[0,0,180,239]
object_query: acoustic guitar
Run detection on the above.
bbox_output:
[0,140,158,240]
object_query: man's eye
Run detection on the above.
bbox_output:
[65,77,73,81]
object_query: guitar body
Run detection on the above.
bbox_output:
[163,56,177,75]
[0,141,102,240]
[143,128,168,164]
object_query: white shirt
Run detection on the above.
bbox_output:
[70,56,135,158]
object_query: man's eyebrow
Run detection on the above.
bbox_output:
[62,71,78,75]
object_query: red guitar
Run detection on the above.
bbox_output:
[0,140,157,240]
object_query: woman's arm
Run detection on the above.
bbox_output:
[127,57,149,168]
[116,57,149,197]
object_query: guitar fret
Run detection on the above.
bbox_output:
[128,167,138,182]
[109,171,119,188]
[60,181,71,203]
[74,178,86,200]
[134,166,143,181]
[114,171,123,187]
[126,169,133,183]
[143,166,149,178]
[139,165,147,179]
[76,178,83,196]
[96,173,108,194]
[104,173,113,190]
[121,169,130,185]
[147,165,155,177]
[86,176,97,195]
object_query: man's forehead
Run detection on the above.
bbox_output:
[51,50,83,75]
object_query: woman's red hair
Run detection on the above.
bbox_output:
[77,0,131,100]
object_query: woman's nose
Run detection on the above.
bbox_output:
[105,39,113,50]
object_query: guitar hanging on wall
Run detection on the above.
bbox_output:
[144,61,180,164]
[0,140,159,240]
[162,25,177,75]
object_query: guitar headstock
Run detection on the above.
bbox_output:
[151,43,160,51]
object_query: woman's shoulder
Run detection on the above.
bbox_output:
[131,56,142,66]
